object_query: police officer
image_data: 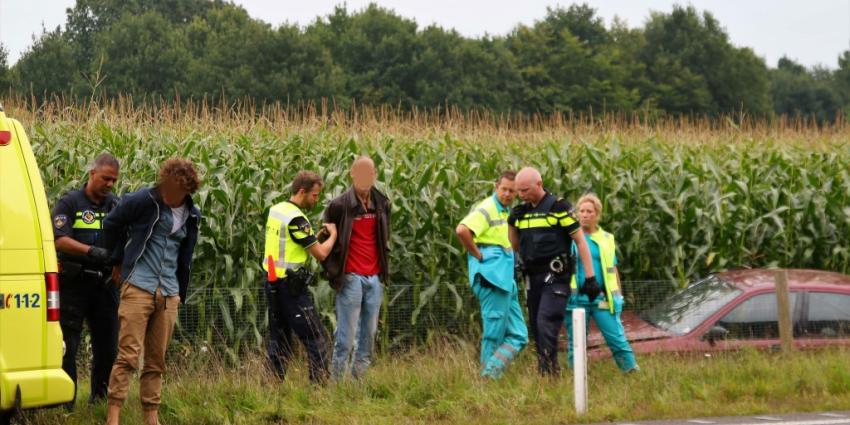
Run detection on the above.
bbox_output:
[508,167,597,377]
[262,171,337,383]
[455,171,528,379]
[51,153,120,405]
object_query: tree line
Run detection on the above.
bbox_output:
[1,0,848,121]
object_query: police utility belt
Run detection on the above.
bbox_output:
[524,253,574,285]
[59,260,111,285]
[272,268,316,295]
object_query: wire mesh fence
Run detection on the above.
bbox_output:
[171,279,681,355]
[70,273,850,370]
[169,275,850,358]
[174,281,498,354]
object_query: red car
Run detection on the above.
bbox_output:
[584,269,850,357]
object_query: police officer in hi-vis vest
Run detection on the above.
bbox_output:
[508,167,597,377]
[262,171,337,383]
[51,153,120,406]
[455,171,528,379]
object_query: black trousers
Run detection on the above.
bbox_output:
[264,281,330,383]
[59,274,119,403]
[525,271,570,376]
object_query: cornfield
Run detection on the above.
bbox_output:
[5,95,850,355]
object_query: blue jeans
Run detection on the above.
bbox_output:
[331,273,383,379]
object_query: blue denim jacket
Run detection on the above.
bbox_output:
[103,187,201,302]
[127,207,186,296]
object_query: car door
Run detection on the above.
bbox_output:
[702,290,802,351]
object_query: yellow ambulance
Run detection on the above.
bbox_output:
[0,103,74,422]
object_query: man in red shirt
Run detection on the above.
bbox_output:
[322,156,391,380]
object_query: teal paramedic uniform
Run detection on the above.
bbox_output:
[565,228,638,372]
[460,194,529,379]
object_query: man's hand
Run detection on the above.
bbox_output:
[317,223,337,243]
[324,222,337,238]
[455,224,482,261]
[580,275,601,301]
[310,222,339,262]
[317,225,330,242]
[472,248,484,262]
[111,266,122,287]
[87,246,111,264]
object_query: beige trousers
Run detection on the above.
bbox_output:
[107,284,179,410]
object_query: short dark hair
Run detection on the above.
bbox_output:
[90,152,120,171]
[496,170,516,184]
[159,158,201,193]
[291,171,323,195]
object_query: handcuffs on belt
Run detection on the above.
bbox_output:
[543,254,569,285]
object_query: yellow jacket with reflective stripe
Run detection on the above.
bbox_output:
[262,201,309,277]
[570,228,620,314]
[461,194,511,249]
[460,194,515,291]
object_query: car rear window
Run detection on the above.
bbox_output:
[804,292,850,338]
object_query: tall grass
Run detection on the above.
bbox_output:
[3,95,848,351]
[26,344,850,425]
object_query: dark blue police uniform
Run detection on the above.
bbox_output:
[52,185,119,404]
[508,191,580,376]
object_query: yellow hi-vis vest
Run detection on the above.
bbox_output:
[262,201,310,278]
[461,194,511,249]
[570,227,620,314]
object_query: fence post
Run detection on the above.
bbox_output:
[572,307,588,415]
[774,270,794,352]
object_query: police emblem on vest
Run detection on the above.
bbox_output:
[81,210,96,224]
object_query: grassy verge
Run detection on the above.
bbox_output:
[26,341,850,425]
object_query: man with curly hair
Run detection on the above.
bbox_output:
[102,158,202,425]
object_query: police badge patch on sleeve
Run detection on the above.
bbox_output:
[54,215,68,229]
[299,221,313,235]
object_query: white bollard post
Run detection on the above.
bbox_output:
[573,307,588,415]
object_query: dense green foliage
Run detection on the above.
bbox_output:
[32,120,850,286]
[4,1,849,120]
[22,107,850,349]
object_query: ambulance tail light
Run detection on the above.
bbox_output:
[0,103,10,146]
[46,272,60,321]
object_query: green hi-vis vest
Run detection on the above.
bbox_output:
[262,201,309,278]
[570,228,621,314]
[463,195,511,249]
[73,210,107,229]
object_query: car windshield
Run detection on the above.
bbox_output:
[641,275,743,336]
